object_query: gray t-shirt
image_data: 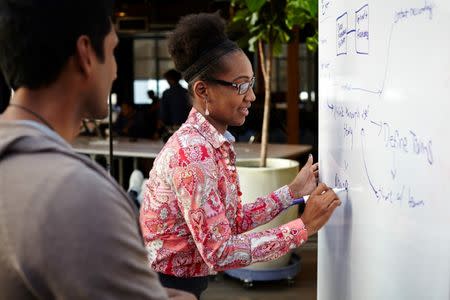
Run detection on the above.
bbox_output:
[0,121,167,299]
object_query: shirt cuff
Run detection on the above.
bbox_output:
[274,185,296,209]
[281,218,309,248]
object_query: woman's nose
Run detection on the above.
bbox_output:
[245,87,256,102]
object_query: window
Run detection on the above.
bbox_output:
[269,43,317,102]
[132,36,187,104]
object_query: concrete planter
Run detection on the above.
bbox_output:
[236,158,299,270]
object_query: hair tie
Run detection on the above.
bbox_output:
[182,39,239,82]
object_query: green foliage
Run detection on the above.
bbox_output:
[306,32,318,52]
[229,0,318,55]
[245,0,266,12]
[228,0,319,166]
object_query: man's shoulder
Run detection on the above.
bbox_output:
[0,124,129,213]
[29,155,137,244]
[32,148,114,187]
[55,155,128,205]
[0,147,136,252]
[14,148,129,212]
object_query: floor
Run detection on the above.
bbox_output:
[203,238,318,300]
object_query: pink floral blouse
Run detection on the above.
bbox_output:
[140,108,308,277]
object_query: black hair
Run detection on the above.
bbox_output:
[163,69,182,82]
[0,0,113,90]
[0,70,11,113]
[167,12,241,95]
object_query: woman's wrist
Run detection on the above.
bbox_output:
[300,217,316,237]
[288,184,305,199]
[288,184,298,199]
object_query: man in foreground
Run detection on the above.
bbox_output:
[0,1,194,299]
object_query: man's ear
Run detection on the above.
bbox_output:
[193,81,208,100]
[74,35,95,77]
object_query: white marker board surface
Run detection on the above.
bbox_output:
[318,0,450,299]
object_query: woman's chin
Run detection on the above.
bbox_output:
[232,117,246,127]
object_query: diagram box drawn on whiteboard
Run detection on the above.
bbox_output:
[336,12,348,56]
[355,4,369,54]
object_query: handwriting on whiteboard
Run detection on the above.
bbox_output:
[394,3,434,23]
[361,128,426,208]
[370,120,434,165]
[334,2,434,95]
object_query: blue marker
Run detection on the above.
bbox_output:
[291,187,347,206]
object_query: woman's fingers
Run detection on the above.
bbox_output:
[311,183,329,196]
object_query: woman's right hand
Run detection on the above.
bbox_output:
[300,183,341,236]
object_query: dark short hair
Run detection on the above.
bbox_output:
[0,0,113,90]
[163,69,182,82]
[167,12,241,95]
[0,70,11,113]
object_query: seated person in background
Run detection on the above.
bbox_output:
[147,89,160,104]
[113,102,140,139]
[159,69,191,140]
[147,89,161,139]
[115,102,158,140]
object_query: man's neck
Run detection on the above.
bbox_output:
[1,88,81,142]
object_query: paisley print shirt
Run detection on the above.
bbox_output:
[140,108,308,277]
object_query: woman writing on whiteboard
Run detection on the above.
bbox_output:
[140,13,342,298]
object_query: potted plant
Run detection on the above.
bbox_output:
[229,0,318,167]
[227,0,318,271]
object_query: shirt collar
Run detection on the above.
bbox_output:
[184,107,235,149]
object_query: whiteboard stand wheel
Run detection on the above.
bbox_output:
[243,279,253,288]
[224,253,301,285]
[287,277,296,286]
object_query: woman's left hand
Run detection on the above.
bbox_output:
[288,154,319,198]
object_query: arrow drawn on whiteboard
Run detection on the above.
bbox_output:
[341,83,382,95]
[338,23,394,96]
[336,6,434,98]
[378,23,395,96]
[391,152,397,180]
[367,122,397,179]
[370,120,383,135]
[361,127,426,208]
[319,15,332,24]
[361,128,380,199]
[361,128,393,203]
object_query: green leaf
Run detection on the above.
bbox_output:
[309,0,318,16]
[250,11,259,26]
[306,33,318,52]
[248,36,259,52]
[245,0,266,13]
[285,0,318,27]
[272,40,283,56]
[232,8,250,22]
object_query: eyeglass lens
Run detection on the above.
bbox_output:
[238,78,254,94]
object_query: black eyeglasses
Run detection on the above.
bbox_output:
[207,76,255,95]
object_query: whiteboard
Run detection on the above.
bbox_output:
[318,0,450,299]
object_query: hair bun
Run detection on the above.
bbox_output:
[168,12,228,73]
